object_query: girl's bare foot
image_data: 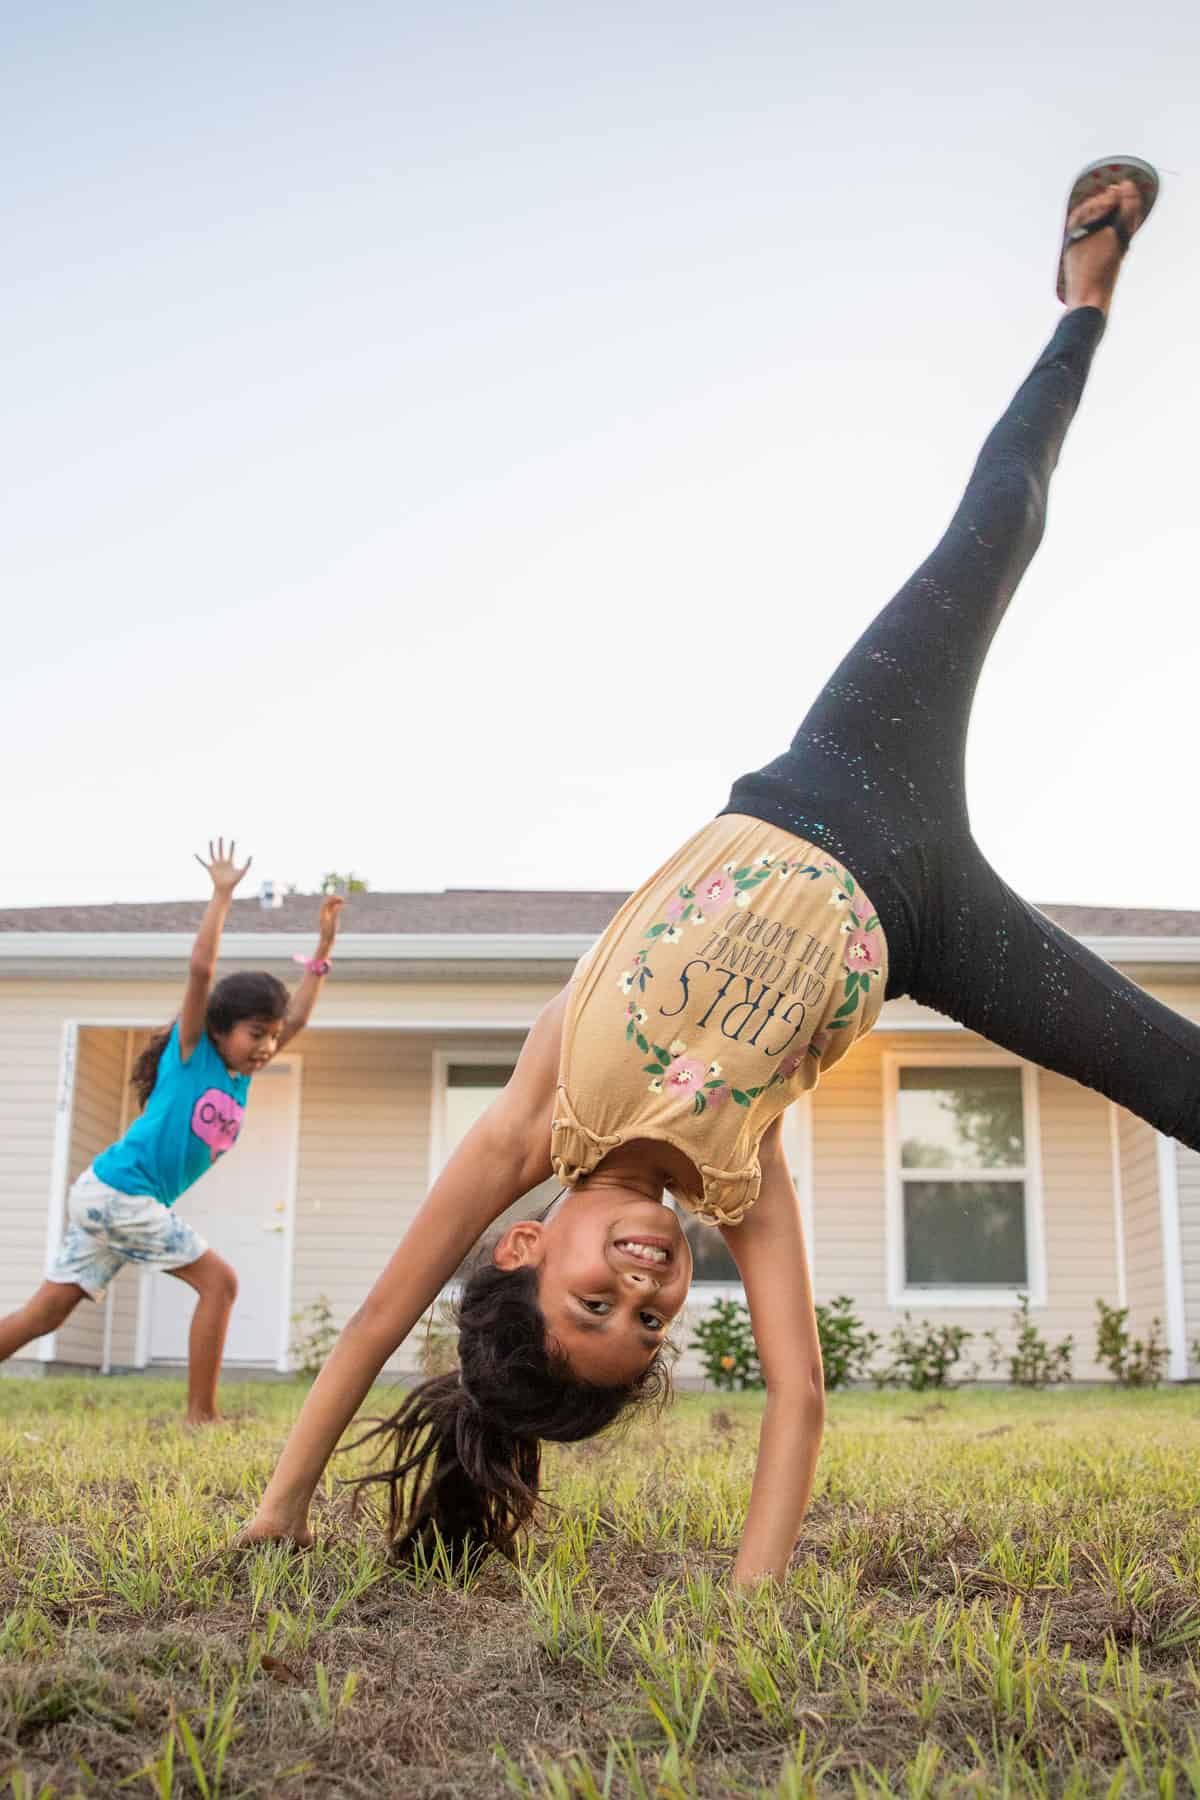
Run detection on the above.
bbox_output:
[1062,179,1146,315]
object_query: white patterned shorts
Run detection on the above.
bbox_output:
[47,1166,207,1301]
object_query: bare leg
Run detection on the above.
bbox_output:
[168,1250,239,1423]
[0,1281,88,1361]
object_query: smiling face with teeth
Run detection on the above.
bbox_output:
[492,1181,694,1386]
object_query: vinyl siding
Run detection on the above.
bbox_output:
[807,1030,1120,1380]
[2,970,1196,1383]
[0,978,562,1379]
[0,995,69,1342]
[288,1028,439,1375]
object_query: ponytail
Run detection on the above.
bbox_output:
[348,1259,670,1563]
[130,1027,174,1111]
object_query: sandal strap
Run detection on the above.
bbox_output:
[1064,203,1132,256]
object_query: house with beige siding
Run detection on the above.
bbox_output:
[1,890,1197,1385]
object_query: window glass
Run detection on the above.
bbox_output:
[898,1065,1024,1170]
[672,1205,741,1284]
[903,1179,1028,1286]
[897,1065,1029,1290]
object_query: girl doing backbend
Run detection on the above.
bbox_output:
[246,159,1180,1578]
[0,843,342,1422]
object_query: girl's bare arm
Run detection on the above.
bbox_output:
[180,840,253,1059]
[243,985,569,1542]
[718,1115,826,1586]
[277,896,344,1050]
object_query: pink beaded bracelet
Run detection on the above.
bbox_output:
[292,955,332,975]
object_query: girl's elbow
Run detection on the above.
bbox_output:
[768,1365,825,1427]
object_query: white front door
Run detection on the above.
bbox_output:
[145,1056,300,1368]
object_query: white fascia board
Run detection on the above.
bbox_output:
[2,930,1199,967]
[0,931,594,963]
[1080,937,1200,964]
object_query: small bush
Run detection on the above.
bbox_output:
[876,1315,973,1390]
[690,1296,881,1391]
[1095,1299,1168,1387]
[289,1294,338,1378]
[689,1299,762,1390]
[815,1295,880,1390]
[983,1294,1073,1388]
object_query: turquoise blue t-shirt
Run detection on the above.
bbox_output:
[93,1022,252,1207]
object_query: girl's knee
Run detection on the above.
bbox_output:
[214,1259,239,1305]
[977,450,1048,547]
[187,1253,239,1305]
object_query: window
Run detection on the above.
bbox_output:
[672,1206,740,1285]
[888,1058,1042,1303]
[435,1061,561,1256]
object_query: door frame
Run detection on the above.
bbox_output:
[134,1052,303,1373]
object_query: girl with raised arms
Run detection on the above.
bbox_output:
[246,159,1184,1578]
[0,842,342,1423]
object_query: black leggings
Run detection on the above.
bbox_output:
[725,306,1200,1152]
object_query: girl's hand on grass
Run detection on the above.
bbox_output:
[195,838,253,898]
[316,895,344,955]
[236,1511,314,1551]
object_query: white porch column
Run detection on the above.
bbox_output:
[1155,1133,1188,1382]
[39,1020,79,1365]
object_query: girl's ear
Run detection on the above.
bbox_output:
[493,1221,545,1271]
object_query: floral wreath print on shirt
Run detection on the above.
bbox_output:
[616,851,883,1115]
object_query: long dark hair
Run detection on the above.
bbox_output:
[130,971,291,1109]
[348,1254,671,1564]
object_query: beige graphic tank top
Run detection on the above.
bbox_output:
[553,815,888,1225]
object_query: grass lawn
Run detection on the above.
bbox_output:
[1,1380,1198,1798]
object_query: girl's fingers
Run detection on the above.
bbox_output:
[229,840,236,863]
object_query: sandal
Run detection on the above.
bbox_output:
[1055,155,1159,302]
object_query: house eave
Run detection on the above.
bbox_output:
[1,931,1199,974]
[0,931,594,971]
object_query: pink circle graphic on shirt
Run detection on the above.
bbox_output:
[192,1090,246,1162]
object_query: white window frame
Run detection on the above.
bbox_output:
[429,1050,815,1298]
[883,1050,1046,1309]
[428,1046,536,1299]
[428,1047,523,1186]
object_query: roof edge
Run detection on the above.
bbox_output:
[1,930,1200,967]
[0,931,594,962]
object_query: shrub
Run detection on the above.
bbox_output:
[1095,1300,1168,1387]
[689,1299,762,1390]
[815,1295,880,1390]
[876,1315,973,1390]
[289,1294,338,1378]
[983,1294,1073,1388]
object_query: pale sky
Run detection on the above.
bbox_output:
[5,0,1199,912]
